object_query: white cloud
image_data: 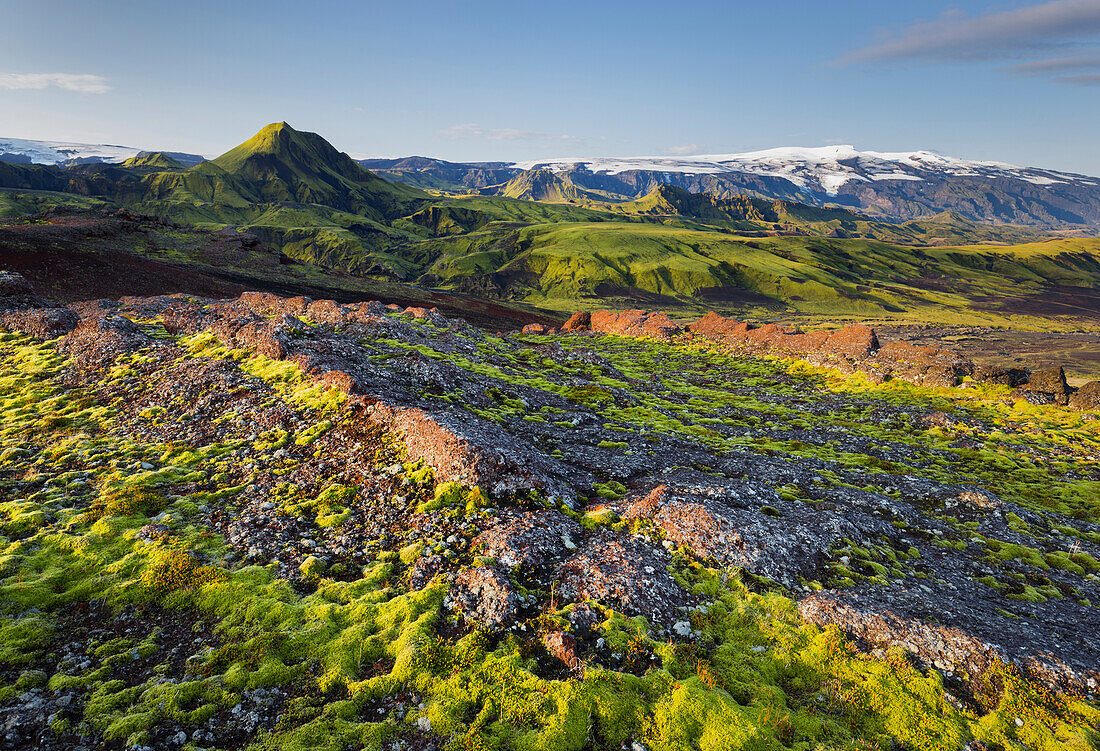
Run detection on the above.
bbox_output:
[838,0,1100,64]
[664,144,702,155]
[0,72,111,93]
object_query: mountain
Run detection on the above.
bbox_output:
[360,156,515,190]
[604,185,1048,245]
[370,145,1100,230]
[208,122,423,218]
[119,152,185,171]
[0,137,205,167]
[489,168,606,203]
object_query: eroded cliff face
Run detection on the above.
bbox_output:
[1,274,1098,750]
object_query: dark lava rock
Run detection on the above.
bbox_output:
[473,510,582,569]
[557,529,690,628]
[449,566,519,631]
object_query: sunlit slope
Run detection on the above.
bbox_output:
[415,220,1100,320]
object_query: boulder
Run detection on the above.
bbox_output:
[1069,381,1100,411]
[1019,367,1070,405]
[450,566,519,631]
[561,311,591,331]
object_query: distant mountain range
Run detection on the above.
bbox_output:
[0,137,206,168]
[362,146,1100,229]
[4,132,1100,229]
[2,121,1100,322]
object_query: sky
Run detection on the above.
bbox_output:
[1,0,1098,174]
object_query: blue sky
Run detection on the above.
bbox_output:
[1,0,1098,174]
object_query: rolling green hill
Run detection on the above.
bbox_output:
[410,219,1100,324]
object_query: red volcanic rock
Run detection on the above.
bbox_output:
[557,529,690,626]
[305,299,349,325]
[450,566,518,631]
[587,309,681,340]
[0,271,79,339]
[368,403,591,507]
[561,311,591,331]
[824,324,880,359]
[0,307,79,339]
[58,314,154,371]
[522,323,550,334]
[687,311,751,340]
[544,630,584,674]
[473,510,582,569]
[871,341,973,388]
[687,312,878,360]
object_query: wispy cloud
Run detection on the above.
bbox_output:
[0,72,111,93]
[1004,54,1100,73]
[664,144,702,156]
[438,123,580,144]
[1057,72,1100,84]
[837,1,1100,85]
[1000,53,1100,83]
[838,0,1100,64]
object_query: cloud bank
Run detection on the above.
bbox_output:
[0,73,112,93]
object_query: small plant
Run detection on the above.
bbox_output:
[92,486,168,519]
[140,546,226,596]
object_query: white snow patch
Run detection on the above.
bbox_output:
[0,137,142,165]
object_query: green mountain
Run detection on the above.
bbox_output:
[488,169,606,204]
[209,122,423,219]
[120,152,185,171]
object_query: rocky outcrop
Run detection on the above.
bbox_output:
[587,309,681,340]
[563,308,1098,410]
[473,510,581,569]
[1017,366,1071,406]
[557,530,691,627]
[688,312,879,359]
[1069,381,1100,411]
[0,271,79,339]
[449,567,519,631]
[606,471,886,589]
[58,314,154,371]
[367,404,590,508]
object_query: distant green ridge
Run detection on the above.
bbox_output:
[120,152,185,170]
[495,168,604,203]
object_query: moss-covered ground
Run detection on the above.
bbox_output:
[1,310,1098,750]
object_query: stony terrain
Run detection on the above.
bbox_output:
[1,271,1099,750]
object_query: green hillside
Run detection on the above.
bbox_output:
[210,122,424,218]
[411,219,1100,324]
